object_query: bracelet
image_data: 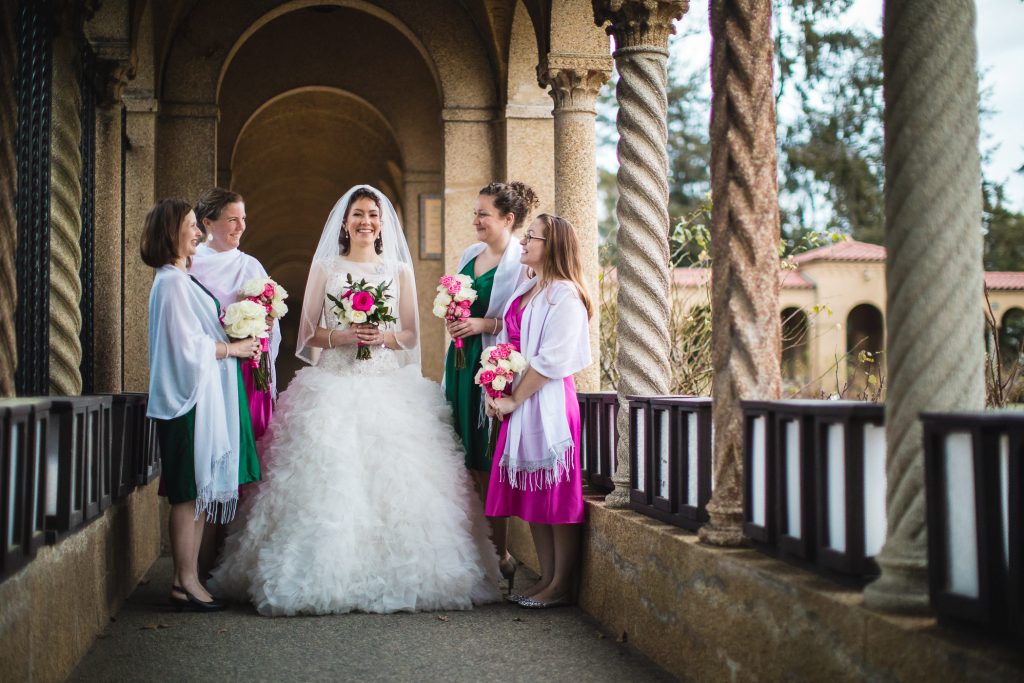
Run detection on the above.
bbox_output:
[492,318,499,335]
[328,329,335,349]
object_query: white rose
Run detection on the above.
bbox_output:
[273,283,288,300]
[433,292,449,307]
[453,291,471,303]
[508,353,527,373]
[348,310,368,324]
[491,375,507,391]
[240,277,265,297]
[432,305,447,318]
[497,358,512,371]
[455,274,473,286]
[271,301,288,318]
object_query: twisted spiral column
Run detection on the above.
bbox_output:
[48,30,83,396]
[698,0,782,546]
[863,0,985,613]
[0,3,17,396]
[541,54,612,393]
[594,0,688,507]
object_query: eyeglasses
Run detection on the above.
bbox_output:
[523,231,547,243]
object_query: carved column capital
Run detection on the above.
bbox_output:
[91,40,135,108]
[539,53,613,113]
[593,0,688,51]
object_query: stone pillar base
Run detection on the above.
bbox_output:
[863,552,931,615]
[698,501,745,547]
[604,485,629,509]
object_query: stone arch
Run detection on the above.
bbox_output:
[781,306,810,385]
[846,303,885,391]
[159,0,494,109]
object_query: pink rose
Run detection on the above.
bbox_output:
[459,299,471,308]
[351,291,375,312]
[479,370,495,384]
[263,283,275,299]
[342,289,352,299]
[439,275,454,287]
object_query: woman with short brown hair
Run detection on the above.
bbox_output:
[142,198,261,612]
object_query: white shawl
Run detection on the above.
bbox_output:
[190,244,281,393]
[499,277,591,490]
[146,265,242,522]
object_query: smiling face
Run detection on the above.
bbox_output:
[177,210,202,263]
[203,201,246,251]
[344,196,382,250]
[519,217,547,272]
[473,194,514,245]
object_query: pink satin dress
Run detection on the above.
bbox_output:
[484,295,584,524]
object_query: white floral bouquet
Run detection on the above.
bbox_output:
[225,277,288,392]
[432,274,477,369]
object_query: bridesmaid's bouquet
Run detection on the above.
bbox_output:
[237,276,289,392]
[432,274,477,369]
[222,299,272,388]
[475,343,528,461]
[326,274,397,360]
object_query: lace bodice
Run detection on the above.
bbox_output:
[316,257,409,376]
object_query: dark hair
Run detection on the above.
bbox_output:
[534,213,592,319]
[339,187,384,255]
[194,187,243,235]
[140,198,193,268]
[479,181,539,232]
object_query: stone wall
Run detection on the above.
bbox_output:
[0,481,162,683]
[509,498,1024,682]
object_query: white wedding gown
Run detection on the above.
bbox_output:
[209,259,501,616]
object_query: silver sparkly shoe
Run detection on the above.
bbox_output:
[518,595,573,609]
[505,593,527,604]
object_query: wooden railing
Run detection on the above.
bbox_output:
[922,411,1022,638]
[0,394,159,581]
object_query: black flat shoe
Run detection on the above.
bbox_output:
[170,585,226,612]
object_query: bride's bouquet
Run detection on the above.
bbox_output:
[326,274,397,360]
[235,276,288,392]
[475,343,528,461]
[432,273,477,369]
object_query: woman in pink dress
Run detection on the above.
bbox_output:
[485,213,592,609]
[189,188,281,445]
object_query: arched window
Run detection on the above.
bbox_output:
[1000,307,1024,366]
[846,304,885,393]
[781,307,810,384]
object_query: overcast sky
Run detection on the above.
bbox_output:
[662,0,1024,211]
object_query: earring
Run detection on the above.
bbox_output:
[374,234,383,254]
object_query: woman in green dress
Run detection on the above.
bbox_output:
[141,198,261,612]
[445,181,539,588]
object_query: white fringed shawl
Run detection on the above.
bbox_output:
[190,244,281,394]
[498,277,591,490]
[146,265,241,522]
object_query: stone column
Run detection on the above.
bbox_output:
[863,0,985,613]
[698,0,783,546]
[90,52,132,394]
[48,24,83,396]
[594,0,687,507]
[0,2,17,396]
[540,53,612,393]
[121,91,157,392]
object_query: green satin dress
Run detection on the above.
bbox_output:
[444,258,496,472]
[154,277,260,504]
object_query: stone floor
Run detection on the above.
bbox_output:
[69,557,676,682]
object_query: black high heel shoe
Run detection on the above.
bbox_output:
[169,585,227,612]
[498,555,518,595]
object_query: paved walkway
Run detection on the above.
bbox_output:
[70,557,675,682]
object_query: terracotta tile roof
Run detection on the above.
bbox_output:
[671,267,814,289]
[985,272,1024,290]
[790,239,887,264]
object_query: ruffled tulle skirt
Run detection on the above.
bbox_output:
[209,347,501,616]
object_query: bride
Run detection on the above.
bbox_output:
[209,185,500,616]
